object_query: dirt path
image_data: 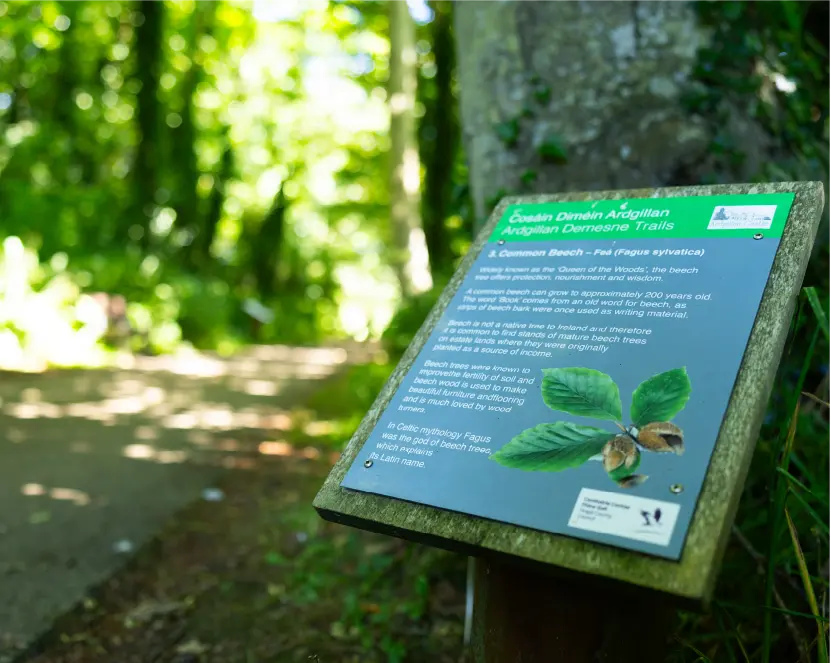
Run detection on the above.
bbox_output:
[0,344,377,662]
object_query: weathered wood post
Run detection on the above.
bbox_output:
[315,183,824,661]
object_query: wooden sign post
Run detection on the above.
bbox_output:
[315,183,824,660]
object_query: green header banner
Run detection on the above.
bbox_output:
[491,193,795,242]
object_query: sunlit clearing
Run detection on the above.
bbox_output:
[407,227,433,294]
[243,379,278,396]
[773,73,797,94]
[124,443,155,459]
[407,0,434,23]
[200,407,234,429]
[258,440,293,456]
[335,264,397,338]
[22,483,45,496]
[253,0,311,22]
[304,420,336,436]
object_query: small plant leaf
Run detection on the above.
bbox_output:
[490,422,614,472]
[785,508,829,663]
[541,367,622,421]
[538,135,568,164]
[630,367,692,427]
[803,286,829,341]
[494,120,520,147]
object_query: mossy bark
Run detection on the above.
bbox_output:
[452,2,787,231]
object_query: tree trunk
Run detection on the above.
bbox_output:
[388,0,432,297]
[455,1,722,229]
[421,0,459,280]
[132,0,164,248]
[454,2,711,658]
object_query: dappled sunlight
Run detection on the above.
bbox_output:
[241,379,278,396]
[123,444,189,465]
[49,487,92,506]
[134,426,159,441]
[258,440,293,456]
[258,440,330,462]
[304,420,337,437]
[21,387,42,403]
[4,402,60,419]
[21,483,91,506]
[6,428,26,443]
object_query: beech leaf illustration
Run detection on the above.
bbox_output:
[490,422,615,472]
[541,367,622,421]
[630,367,692,427]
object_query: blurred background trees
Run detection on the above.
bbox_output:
[0,0,831,368]
[0,0,473,368]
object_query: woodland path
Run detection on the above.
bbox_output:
[0,343,376,661]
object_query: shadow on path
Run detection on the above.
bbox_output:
[0,343,376,661]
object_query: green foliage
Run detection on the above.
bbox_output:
[490,422,614,472]
[541,367,623,421]
[0,0,471,360]
[495,367,690,487]
[537,135,568,164]
[630,367,692,428]
[673,290,829,663]
[0,237,111,369]
[494,119,520,147]
[381,284,443,361]
[520,169,538,187]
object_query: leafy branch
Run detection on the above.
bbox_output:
[490,367,692,488]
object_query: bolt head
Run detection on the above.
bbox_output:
[753,233,764,240]
[363,459,373,468]
[497,239,506,245]
[670,483,684,494]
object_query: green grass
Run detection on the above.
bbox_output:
[673,286,829,662]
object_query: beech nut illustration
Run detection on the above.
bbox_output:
[616,474,649,489]
[631,422,685,456]
[602,435,641,483]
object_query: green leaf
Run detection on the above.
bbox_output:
[537,135,568,164]
[494,120,520,147]
[541,367,622,421]
[630,367,692,427]
[490,422,615,472]
[803,286,829,341]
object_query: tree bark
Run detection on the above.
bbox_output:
[388,0,432,297]
[421,0,459,280]
[454,3,707,658]
[132,0,164,247]
[455,1,722,229]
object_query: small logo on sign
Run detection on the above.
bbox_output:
[707,205,777,230]
[640,508,662,527]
